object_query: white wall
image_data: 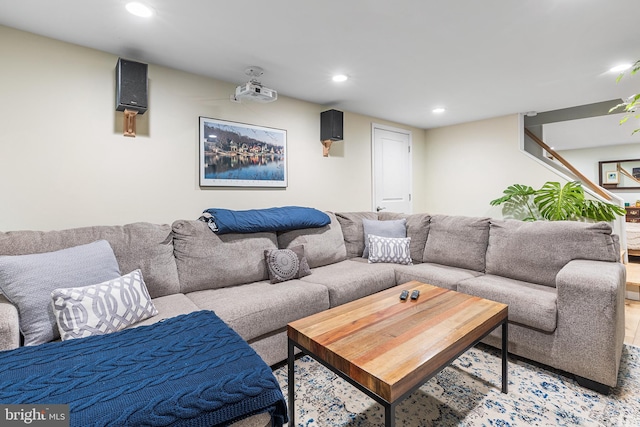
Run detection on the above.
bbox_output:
[422,114,563,217]
[0,25,426,231]
[560,143,640,206]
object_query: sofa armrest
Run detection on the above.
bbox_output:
[0,294,20,351]
[555,259,626,385]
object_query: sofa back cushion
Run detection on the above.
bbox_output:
[335,212,379,258]
[0,223,179,299]
[485,219,620,287]
[277,212,347,268]
[379,212,431,263]
[423,215,490,272]
[172,220,277,293]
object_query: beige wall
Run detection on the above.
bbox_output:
[0,25,426,231]
[422,114,562,218]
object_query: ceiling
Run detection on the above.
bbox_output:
[544,113,640,151]
[0,0,639,134]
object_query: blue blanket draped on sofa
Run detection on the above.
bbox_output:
[202,206,331,234]
[0,311,287,427]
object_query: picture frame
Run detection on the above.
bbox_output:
[199,117,287,188]
[604,170,619,184]
[599,159,640,190]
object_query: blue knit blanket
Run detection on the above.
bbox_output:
[0,311,287,427]
[201,206,330,234]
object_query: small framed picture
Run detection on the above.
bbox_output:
[604,171,619,184]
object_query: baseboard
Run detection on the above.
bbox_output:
[627,283,640,301]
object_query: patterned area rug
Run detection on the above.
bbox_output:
[273,344,640,426]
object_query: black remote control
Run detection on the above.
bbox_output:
[410,290,420,300]
[399,290,409,301]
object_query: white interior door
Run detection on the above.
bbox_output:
[372,124,412,214]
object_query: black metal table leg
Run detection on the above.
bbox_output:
[501,320,508,394]
[288,339,295,426]
[384,401,396,427]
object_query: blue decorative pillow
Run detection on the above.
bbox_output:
[202,206,331,234]
[362,218,407,258]
[0,240,121,345]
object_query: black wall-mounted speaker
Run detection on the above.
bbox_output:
[320,109,343,141]
[115,58,148,114]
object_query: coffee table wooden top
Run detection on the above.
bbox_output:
[287,280,508,403]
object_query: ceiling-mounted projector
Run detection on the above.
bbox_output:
[233,66,278,103]
[234,82,278,103]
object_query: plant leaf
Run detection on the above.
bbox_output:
[489,184,535,206]
[533,181,583,221]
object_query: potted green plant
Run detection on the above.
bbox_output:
[490,181,626,222]
[609,59,640,135]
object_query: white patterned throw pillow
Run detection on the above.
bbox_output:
[51,269,158,341]
[367,235,413,265]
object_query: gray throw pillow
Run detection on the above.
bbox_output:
[0,240,121,345]
[362,218,407,258]
[51,269,158,341]
[264,245,311,284]
[367,235,413,265]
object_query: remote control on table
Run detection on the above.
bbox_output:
[400,290,409,301]
[410,290,420,300]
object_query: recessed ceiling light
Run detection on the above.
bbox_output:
[610,63,632,73]
[432,107,446,114]
[332,74,348,82]
[126,2,154,18]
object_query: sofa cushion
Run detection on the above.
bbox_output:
[393,263,482,291]
[186,280,329,342]
[51,269,158,341]
[486,220,620,288]
[362,218,406,258]
[367,235,412,265]
[423,215,490,272]
[264,246,311,283]
[277,212,347,268]
[300,259,396,306]
[172,220,277,293]
[0,222,180,299]
[133,294,201,328]
[378,212,431,263]
[0,240,121,345]
[457,274,558,333]
[335,212,379,258]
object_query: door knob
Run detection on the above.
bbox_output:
[376,206,386,212]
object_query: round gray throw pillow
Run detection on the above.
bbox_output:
[269,250,299,281]
[264,245,311,283]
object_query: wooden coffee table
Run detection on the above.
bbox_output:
[287,281,508,427]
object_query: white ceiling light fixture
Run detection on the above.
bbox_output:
[432,107,446,114]
[610,63,632,73]
[332,74,348,83]
[126,2,154,18]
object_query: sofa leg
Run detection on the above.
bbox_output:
[575,376,611,395]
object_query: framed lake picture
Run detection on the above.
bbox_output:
[199,117,287,187]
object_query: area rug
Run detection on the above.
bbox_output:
[273,344,640,426]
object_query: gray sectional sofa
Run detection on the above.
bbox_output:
[0,211,626,397]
